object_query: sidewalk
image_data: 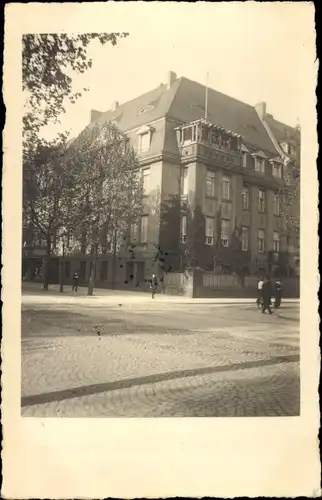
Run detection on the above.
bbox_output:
[22,282,300,306]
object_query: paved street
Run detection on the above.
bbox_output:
[21,287,300,417]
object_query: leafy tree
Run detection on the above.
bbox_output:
[67,121,143,295]
[22,32,128,138]
[22,32,130,287]
[23,134,80,289]
[186,204,208,270]
[278,127,301,236]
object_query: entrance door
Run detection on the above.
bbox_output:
[125,261,134,284]
[136,262,145,285]
[79,261,86,284]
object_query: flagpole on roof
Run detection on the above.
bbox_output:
[205,71,209,122]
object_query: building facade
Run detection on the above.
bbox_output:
[23,71,300,286]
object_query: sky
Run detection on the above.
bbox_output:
[40,2,314,141]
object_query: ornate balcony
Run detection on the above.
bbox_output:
[175,119,243,167]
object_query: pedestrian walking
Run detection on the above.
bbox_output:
[256,276,264,308]
[150,273,158,299]
[261,277,273,314]
[72,271,79,292]
[274,278,283,308]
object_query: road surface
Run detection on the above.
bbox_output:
[21,289,300,417]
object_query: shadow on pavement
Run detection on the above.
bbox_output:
[21,353,299,407]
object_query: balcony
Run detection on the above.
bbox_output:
[175,119,242,168]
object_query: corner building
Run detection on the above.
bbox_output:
[24,72,299,286]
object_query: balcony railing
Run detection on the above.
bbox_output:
[175,119,242,167]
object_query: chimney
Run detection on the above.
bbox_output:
[112,101,119,111]
[167,71,177,89]
[255,102,267,119]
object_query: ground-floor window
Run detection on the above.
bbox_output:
[100,261,108,281]
[64,261,71,278]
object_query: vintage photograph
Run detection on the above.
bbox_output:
[21,15,301,418]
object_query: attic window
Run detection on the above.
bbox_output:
[189,104,211,116]
[252,151,267,174]
[139,105,155,115]
[137,125,154,153]
[281,142,289,155]
[269,157,283,178]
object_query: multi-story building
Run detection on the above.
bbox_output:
[22,71,300,286]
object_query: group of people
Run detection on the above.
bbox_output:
[256,277,283,314]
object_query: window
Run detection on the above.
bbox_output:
[139,105,155,114]
[241,227,249,252]
[142,169,150,195]
[273,232,280,253]
[242,186,249,210]
[242,151,247,168]
[258,229,265,253]
[64,261,71,278]
[273,193,281,216]
[272,162,282,178]
[295,235,300,249]
[205,217,214,245]
[183,127,193,144]
[80,261,86,281]
[206,170,215,197]
[181,215,187,243]
[130,221,139,243]
[222,176,231,200]
[140,215,148,244]
[100,261,108,281]
[281,142,289,155]
[180,167,189,196]
[221,219,229,247]
[139,132,150,152]
[254,156,265,174]
[258,189,266,213]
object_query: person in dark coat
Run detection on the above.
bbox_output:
[274,279,283,308]
[261,277,273,314]
[72,271,79,292]
[150,273,158,299]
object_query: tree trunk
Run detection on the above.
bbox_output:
[43,238,51,290]
[59,257,64,293]
[87,244,98,296]
[59,240,65,293]
[111,229,117,290]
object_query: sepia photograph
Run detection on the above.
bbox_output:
[2,2,320,498]
[19,15,303,420]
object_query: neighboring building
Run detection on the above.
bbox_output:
[23,71,300,285]
[255,103,300,276]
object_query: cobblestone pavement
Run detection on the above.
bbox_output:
[21,295,300,417]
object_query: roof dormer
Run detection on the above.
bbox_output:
[136,125,155,153]
[251,150,267,174]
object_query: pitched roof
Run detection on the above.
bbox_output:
[90,75,280,155]
[92,80,180,131]
[265,115,297,144]
[167,77,277,154]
